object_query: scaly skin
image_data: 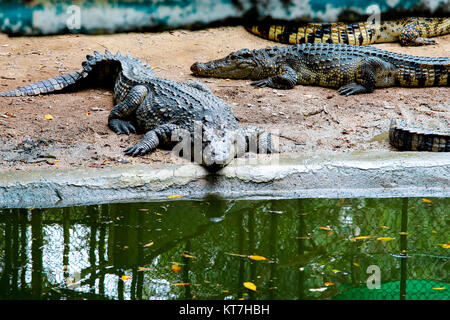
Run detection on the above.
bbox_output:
[0,50,277,170]
[389,119,449,152]
[191,43,450,95]
[246,17,450,46]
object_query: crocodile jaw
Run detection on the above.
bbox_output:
[191,60,255,79]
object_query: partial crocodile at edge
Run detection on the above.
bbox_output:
[389,119,449,152]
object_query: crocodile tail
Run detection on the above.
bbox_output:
[0,70,87,97]
[389,119,450,152]
[246,22,378,45]
[425,17,450,37]
[0,50,121,97]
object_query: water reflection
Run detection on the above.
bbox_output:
[0,197,448,300]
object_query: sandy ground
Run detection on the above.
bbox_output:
[0,26,449,172]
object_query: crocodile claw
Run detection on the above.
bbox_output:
[337,84,368,96]
[251,79,271,88]
[109,119,136,135]
[124,143,151,157]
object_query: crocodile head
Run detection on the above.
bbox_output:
[191,48,260,79]
[200,127,244,172]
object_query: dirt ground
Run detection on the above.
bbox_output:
[0,26,449,172]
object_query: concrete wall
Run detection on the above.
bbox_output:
[0,0,448,35]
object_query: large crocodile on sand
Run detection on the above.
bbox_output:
[0,50,277,170]
[389,119,449,152]
[246,17,450,46]
[191,43,449,95]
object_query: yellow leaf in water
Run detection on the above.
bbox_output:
[243,282,257,292]
[350,236,371,241]
[376,237,395,242]
[121,275,131,281]
[432,287,446,290]
[44,114,53,120]
[422,198,432,203]
[331,269,341,273]
[168,195,184,199]
[138,267,152,271]
[324,282,335,286]
[248,255,267,261]
[319,226,332,231]
[225,252,248,258]
[439,244,450,249]
[144,242,154,247]
[171,263,181,273]
[172,282,190,286]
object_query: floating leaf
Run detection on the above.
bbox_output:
[171,263,181,273]
[422,198,432,203]
[172,282,190,286]
[44,114,53,120]
[331,269,341,273]
[243,282,257,292]
[248,255,267,261]
[225,252,248,258]
[121,275,131,281]
[144,242,154,247]
[376,237,395,242]
[138,267,152,271]
[350,236,371,241]
[168,195,184,199]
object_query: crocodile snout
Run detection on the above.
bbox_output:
[190,62,207,74]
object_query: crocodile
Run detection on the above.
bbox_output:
[0,50,277,170]
[246,17,450,46]
[190,43,450,95]
[389,119,449,152]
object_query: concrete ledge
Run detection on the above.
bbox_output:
[0,151,449,208]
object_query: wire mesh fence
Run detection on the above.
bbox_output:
[0,197,448,300]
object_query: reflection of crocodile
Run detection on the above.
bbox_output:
[191,43,450,95]
[246,17,450,46]
[389,119,449,152]
[0,50,276,170]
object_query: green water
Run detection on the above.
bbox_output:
[0,197,448,300]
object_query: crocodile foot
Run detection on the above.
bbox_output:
[109,119,137,135]
[337,84,368,96]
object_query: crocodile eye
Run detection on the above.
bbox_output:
[238,49,252,57]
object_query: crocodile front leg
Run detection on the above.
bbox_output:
[108,85,148,134]
[125,124,178,156]
[338,57,396,95]
[251,65,298,89]
[399,18,437,46]
[242,126,279,154]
